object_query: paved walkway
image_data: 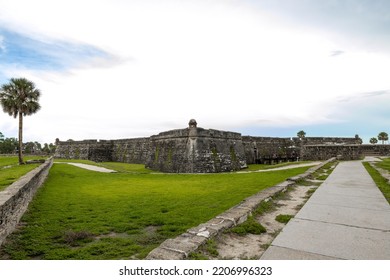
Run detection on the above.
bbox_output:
[237,162,322,173]
[261,159,390,260]
[54,162,116,173]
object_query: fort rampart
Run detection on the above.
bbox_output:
[54,120,390,173]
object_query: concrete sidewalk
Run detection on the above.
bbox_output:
[260,160,390,260]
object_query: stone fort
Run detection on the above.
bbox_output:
[54,119,390,173]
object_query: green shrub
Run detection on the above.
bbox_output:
[229,216,266,236]
[275,214,293,224]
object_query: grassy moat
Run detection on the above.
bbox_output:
[0,157,313,259]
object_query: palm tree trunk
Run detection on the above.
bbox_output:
[18,112,24,165]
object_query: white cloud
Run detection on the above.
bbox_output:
[1,0,390,143]
[0,35,5,52]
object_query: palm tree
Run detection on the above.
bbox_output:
[370,137,378,144]
[378,132,389,144]
[297,130,306,140]
[0,78,41,164]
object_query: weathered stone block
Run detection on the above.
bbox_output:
[145,247,185,260]
[206,217,235,232]
[217,207,251,225]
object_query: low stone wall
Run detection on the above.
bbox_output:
[301,144,390,160]
[296,137,360,146]
[0,157,53,247]
[146,158,335,259]
[361,144,390,156]
[301,145,361,160]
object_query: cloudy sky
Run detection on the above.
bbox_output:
[1,0,390,144]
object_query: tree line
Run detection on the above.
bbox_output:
[298,130,389,145]
[0,131,56,155]
[370,132,389,144]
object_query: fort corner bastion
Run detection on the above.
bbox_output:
[146,119,247,173]
[54,119,390,173]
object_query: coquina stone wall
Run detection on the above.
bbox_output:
[55,120,248,173]
[54,140,100,160]
[301,145,361,160]
[54,120,390,172]
[296,137,361,146]
[301,144,390,160]
[360,144,390,156]
[242,136,298,164]
[111,138,150,164]
[55,138,150,164]
[0,158,53,246]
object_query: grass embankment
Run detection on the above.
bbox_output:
[0,161,312,260]
[363,159,390,204]
[0,156,47,191]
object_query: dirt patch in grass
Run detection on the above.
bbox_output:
[64,231,94,247]
[192,184,318,260]
[94,232,130,240]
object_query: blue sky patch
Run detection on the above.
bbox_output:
[0,28,109,77]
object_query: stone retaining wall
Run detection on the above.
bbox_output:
[146,158,336,259]
[0,158,53,247]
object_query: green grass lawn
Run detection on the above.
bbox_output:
[0,156,48,191]
[0,162,312,260]
[375,157,390,171]
[363,159,390,204]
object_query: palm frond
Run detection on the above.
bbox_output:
[0,77,41,117]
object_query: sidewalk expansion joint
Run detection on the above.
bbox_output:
[306,201,390,212]
[269,245,345,260]
[295,217,390,232]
